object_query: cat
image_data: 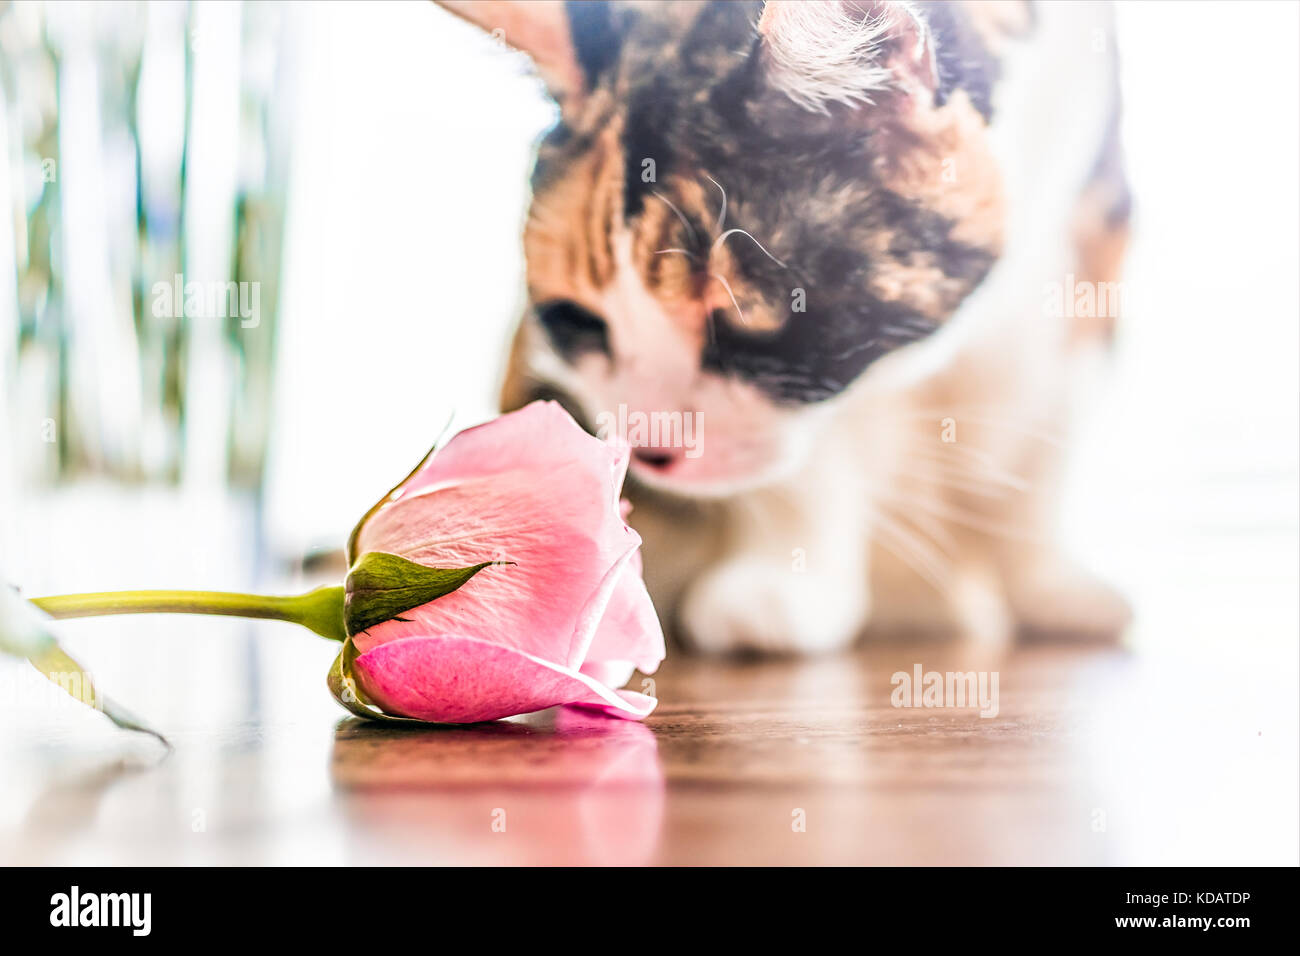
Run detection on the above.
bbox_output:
[440,0,1133,654]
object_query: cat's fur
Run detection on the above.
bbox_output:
[442,0,1132,653]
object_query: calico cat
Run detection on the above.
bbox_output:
[440,0,1133,653]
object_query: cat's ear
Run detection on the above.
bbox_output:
[755,0,938,115]
[437,1,615,116]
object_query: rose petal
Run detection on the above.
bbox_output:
[353,410,638,668]
[353,634,658,723]
[578,660,637,688]
[582,551,665,675]
[398,401,628,500]
[355,510,638,667]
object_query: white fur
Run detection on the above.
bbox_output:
[759,0,930,113]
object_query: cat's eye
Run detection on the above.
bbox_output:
[535,300,611,360]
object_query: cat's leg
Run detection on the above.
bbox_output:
[985,423,1132,642]
[622,482,728,640]
[865,534,1006,643]
[905,337,1131,643]
[1000,549,1132,641]
[999,138,1133,640]
[676,470,871,656]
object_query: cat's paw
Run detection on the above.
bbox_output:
[677,559,867,656]
[1004,560,1132,642]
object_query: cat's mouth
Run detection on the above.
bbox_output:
[625,440,795,500]
[631,447,678,471]
[628,445,699,490]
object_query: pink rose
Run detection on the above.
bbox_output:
[330,401,664,723]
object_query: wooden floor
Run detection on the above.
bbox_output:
[1,633,1294,866]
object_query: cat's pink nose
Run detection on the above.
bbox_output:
[632,447,680,471]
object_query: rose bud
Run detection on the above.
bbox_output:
[330,401,665,724]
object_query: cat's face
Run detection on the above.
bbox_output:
[452,0,1008,495]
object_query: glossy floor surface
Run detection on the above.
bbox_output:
[2,628,1295,866]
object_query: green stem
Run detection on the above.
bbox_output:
[29,585,347,643]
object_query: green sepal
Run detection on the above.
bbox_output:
[343,551,508,637]
[326,635,425,725]
[345,415,454,566]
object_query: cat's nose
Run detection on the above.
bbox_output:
[632,446,680,471]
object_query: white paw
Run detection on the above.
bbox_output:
[678,559,867,656]
[1005,562,1132,642]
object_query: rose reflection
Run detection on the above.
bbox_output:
[330,707,664,865]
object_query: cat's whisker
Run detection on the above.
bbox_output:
[898,442,1033,492]
[909,466,1028,498]
[651,190,698,244]
[950,418,1067,449]
[871,510,954,595]
[655,248,699,260]
[831,338,880,360]
[873,533,949,596]
[900,409,1068,448]
[881,490,1042,543]
[709,271,749,326]
[895,504,960,559]
[901,405,1063,424]
[877,323,936,343]
[901,435,1060,469]
[705,174,728,232]
[711,228,788,269]
[876,497,960,560]
[885,464,1019,500]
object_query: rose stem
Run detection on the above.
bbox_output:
[28,586,347,642]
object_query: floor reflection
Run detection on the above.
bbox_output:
[6,755,157,864]
[330,708,664,865]
[2,640,1293,864]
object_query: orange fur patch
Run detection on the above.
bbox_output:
[875,89,1005,254]
[1069,182,1130,344]
[524,121,623,304]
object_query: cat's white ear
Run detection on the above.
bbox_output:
[437,1,591,112]
[757,0,938,114]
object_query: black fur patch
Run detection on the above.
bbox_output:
[533,1,1004,404]
[564,1,622,85]
[699,195,995,404]
[536,299,611,361]
[918,1,1000,121]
